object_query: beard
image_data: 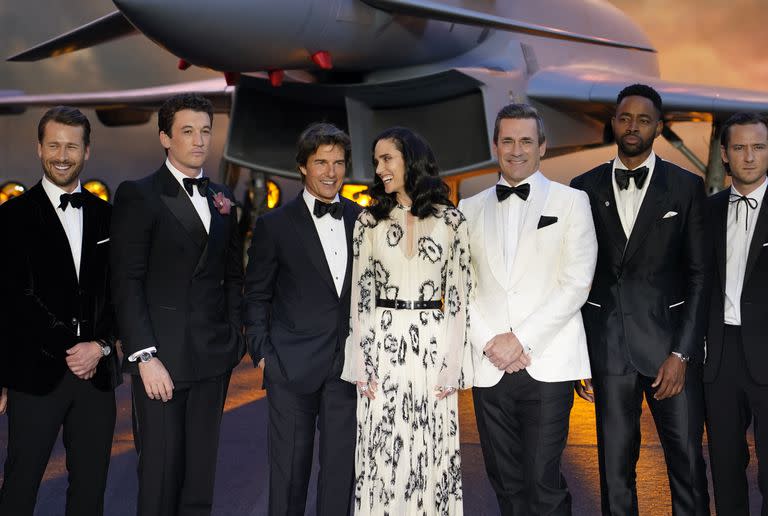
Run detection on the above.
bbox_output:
[41,159,83,190]
[617,133,655,158]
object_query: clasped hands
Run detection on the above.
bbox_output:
[483,331,531,373]
[65,341,105,380]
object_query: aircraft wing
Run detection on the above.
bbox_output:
[527,67,768,122]
[0,78,234,126]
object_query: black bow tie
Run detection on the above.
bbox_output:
[59,192,85,211]
[615,166,649,190]
[182,177,209,197]
[729,193,759,231]
[496,183,530,202]
[313,199,343,219]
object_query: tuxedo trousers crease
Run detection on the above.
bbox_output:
[267,374,356,516]
[0,372,115,516]
[593,370,709,516]
[704,325,768,516]
[132,373,229,516]
[472,370,573,516]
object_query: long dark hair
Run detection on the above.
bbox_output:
[368,127,452,220]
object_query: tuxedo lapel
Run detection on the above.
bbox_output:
[339,199,357,300]
[744,189,768,284]
[713,191,729,295]
[592,161,628,254]
[28,184,79,286]
[158,166,208,250]
[192,190,227,276]
[482,188,508,289]
[508,173,550,287]
[623,156,669,264]
[79,194,99,285]
[287,195,337,296]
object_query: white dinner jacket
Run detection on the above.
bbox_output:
[459,172,597,387]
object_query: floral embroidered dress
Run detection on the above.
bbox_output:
[342,204,473,516]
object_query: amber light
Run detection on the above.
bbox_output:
[0,181,26,205]
[341,184,372,207]
[266,179,281,209]
[83,180,110,202]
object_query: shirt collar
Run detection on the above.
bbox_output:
[303,188,341,216]
[613,150,656,173]
[166,158,203,195]
[41,175,82,210]
[496,170,542,198]
[731,176,768,202]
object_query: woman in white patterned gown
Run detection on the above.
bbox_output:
[342,127,473,515]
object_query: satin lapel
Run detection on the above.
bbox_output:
[508,173,550,287]
[339,200,357,300]
[713,192,729,295]
[158,167,207,250]
[287,196,337,296]
[193,191,226,276]
[28,184,79,286]
[623,157,669,264]
[744,190,768,284]
[483,188,508,289]
[592,161,627,254]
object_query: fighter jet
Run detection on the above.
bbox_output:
[2,0,768,194]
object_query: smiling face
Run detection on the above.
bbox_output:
[722,122,768,195]
[159,109,212,177]
[612,95,662,164]
[374,138,407,197]
[300,144,346,202]
[37,121,90,192]
[493,117,546,186]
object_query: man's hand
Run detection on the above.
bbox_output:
[258,358,265,370]
[484,332,527,371]
[504,354,531,374]
[138,358,174,402]
[0,388,7,415]
[652,355,687,400]
[575,378,594,402]
[65,341,103,379]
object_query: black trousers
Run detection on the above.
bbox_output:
[131,372,229,516]
[266,374,356,516]
[593,368,709,516]
[0,372,116,516]
[705,324,768,516]
[472,370,574,516]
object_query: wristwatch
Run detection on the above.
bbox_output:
[138,351,155,363]
[671,351,690,363]
[97,340,111,357]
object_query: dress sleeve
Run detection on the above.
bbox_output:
[437,210,474,389]
[341,211,379,384]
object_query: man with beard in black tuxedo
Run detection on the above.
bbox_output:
[244,123,360,516]
[0,106,119,516]
[571,84,710,515]
[704,112,768,515]
[110,94,243,516]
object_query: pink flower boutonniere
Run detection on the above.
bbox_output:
[213,191,233,215]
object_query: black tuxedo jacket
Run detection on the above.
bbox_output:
[0,182,119,394]
[244,194,361,394]
[704,187,768,384]
[571,156,710,377]
[110,165,244,382]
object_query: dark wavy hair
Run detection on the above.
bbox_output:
[368,127,453,221]
[158,93,214,136]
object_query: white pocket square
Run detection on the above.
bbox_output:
[663,211,678,219]
[96,238,110,245]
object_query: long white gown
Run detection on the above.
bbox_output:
[342,204,473,516]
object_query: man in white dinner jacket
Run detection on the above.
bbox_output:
[459,103,597,516]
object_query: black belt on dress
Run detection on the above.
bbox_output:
[376,298,442,310]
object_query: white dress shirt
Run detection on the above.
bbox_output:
[496,172,538,274]
[724,178,767,325]
[166,158,211,233]
[611,151,657,238]
[303,189,347,296]
[42,176,83,280]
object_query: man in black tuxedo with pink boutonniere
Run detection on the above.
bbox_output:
[110,93,244,516]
